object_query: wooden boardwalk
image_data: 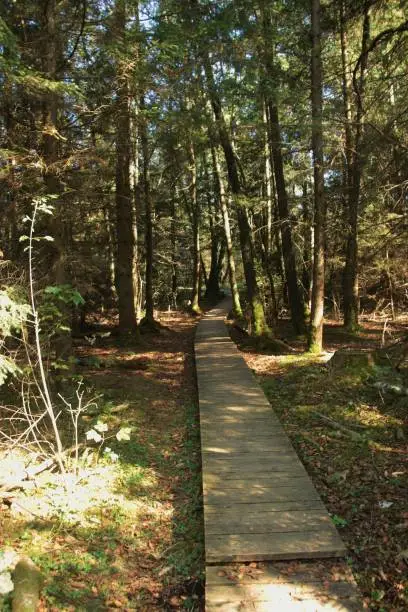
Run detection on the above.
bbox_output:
[195,299,359,610]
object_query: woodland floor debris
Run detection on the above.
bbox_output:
[0,310,204,611]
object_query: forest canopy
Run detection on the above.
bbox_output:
[1,0,408,346]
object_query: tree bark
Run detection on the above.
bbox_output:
[204,199,222,302]
[342,3,370,331]
[262,100,278,325]
[258,1,305,334]
[42,0,72,360]
[204,59,268,335]
[308,0,326,353]
[113,0,137,335]
[301,182,313,309]
[188,141,201,314]
[140,95,155,324]
[170,196,178,308]
[211,144,243,317]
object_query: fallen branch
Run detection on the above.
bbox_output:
[370,381,408,396]
[312,412,365,441]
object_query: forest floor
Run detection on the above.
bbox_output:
[229,316,408,612]
[1,311,204,611]
[1,310,407,611]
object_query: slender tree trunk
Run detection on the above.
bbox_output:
[258,1,305,335]
[308,0,326,353]
[211,145,243,317]
[343,4,370,331]
[114,0,137,335]
[205,203,221,302]
[188,142,201,314]
[204,59,268,335]
[42,0,72,360]
[262,100,278,324]
[301,182,313,309]
[140,96,155,324]
[266,103,305,335]
[103,204,117,303]
[170,197,178,308]
[129,101,141,320]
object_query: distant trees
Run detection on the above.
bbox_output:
[1,0,408,349]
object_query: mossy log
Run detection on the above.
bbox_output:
[12,557,43,612]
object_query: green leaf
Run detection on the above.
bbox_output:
[331,514,348,528]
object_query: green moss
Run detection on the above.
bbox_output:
[252,298,270,337]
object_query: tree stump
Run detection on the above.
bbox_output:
[328,349,375,373]
[12,557,43,612]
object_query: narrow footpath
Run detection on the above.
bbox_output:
[195,298,361,611]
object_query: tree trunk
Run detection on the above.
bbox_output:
[262,100,278,325]
[140,95,155,324]
[170,197,178,308]
[204,59,268,335]
[342,4,370,332]
[308,0,326,353]
[258,1,305,335]
[103,204,117,304]
[114,0,137,335]
[129,99,141,320]
[211,144,243,317]
[42,0,72,360]
[301,182,313,309]
[188,142,201,314]
[204,202,222,302]
[266,105,305,335]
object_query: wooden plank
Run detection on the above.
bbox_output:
[202,424,284,433]
[206,598,362,612]
[202,451,300,465]
[204,484,321,505]
[204,472,309,487]
[204,509,334,535]
[201,440,294,455]
[201,458,305,474]
[203,475,310,489]
[206,581,358,604]
[200,420,283,430]
[206,561,357,586]
[205,531,346,563]
[200,416,279,426]
[204,501,327,515]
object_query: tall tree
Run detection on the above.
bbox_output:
[113,0,138,335]
[342,2,370,331]
[211,143,243,318]
[258,0,306,335]
[308,0,326,352]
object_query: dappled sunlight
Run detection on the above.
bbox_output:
[0,310,204,609]
[206,561,360,611]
